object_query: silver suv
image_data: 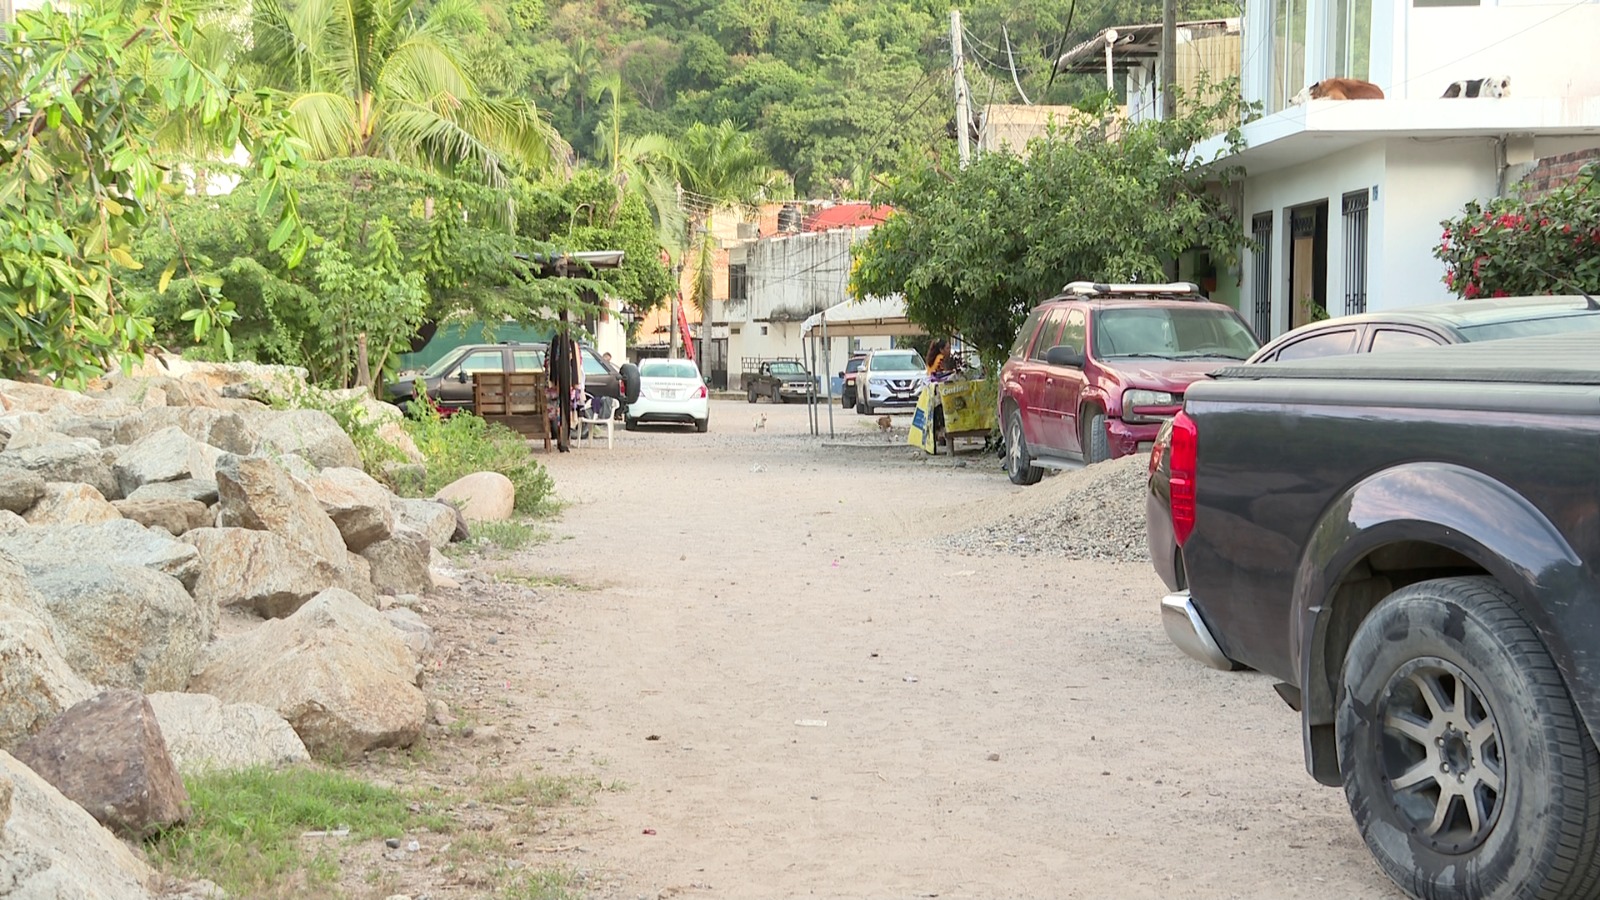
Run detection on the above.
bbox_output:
[853,348,927,415]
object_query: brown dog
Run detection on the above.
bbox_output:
[1307,78,1385,101]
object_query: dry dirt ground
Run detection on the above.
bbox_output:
[359,398,1407,900]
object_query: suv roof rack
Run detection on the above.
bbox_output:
[1060,281,1204,299]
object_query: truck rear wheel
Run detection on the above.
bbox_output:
[1336,576,1600,900]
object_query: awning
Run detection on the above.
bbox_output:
[799,295,922,339]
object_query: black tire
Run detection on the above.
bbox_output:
[1084,410,1110,464]
[1004,407,1044,485]
[619,363,641,405]
[624,416,638,431]
[771,385,782,404]
[695,417,709,433]
[841,388,854,409]
[1337,576,1600,900]
[747,386,757,403]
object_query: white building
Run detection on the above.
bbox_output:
[726,225,891,391]
[1195,0,1600,339]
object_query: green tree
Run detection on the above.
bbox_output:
[850,83,1253,370]
[248,0,568,185]
[0,1,306,380]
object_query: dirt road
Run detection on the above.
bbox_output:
[415,399,1405,899]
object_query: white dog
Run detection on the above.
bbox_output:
[1443,76,1510,98]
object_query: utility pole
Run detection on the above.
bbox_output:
[670,186,683,359]
[950,9,972,168]
[1161,0,1178,119]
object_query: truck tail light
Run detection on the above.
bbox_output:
[1169,411,1198,546]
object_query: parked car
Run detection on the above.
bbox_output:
[386,342,622,413]
[745,359,814,404]
[854,348,926,415]
[838,354,867,408]
[998,281,1258,485]
[626,358,709,432]
[1248,294,1600,363]
[1144,332,1600,899]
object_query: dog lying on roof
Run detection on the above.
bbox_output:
[1290,77,1385,105]
[1443,76,1511,98]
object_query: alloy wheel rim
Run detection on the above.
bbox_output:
[1008,416,1023,473]
[1378,657,1506,854]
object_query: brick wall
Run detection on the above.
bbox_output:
[1517,148,1600,199]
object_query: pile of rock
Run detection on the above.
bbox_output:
[0,361,515,898]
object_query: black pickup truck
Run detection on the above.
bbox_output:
[1145,333,1600,900]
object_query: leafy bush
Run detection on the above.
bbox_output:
[267,384,408,478]
[403,404,556,514]
[1434,164,1600,298]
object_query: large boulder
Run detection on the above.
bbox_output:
[0,553,95,750]
[383,607,437,663]
[309,467,395,552]
[0,378,132,420]
[113,426,225,498]
[113,406,258,456]
[360,528,431,596]
[112,497,212,536]
[188,588,425,758]
[183,527,350,620]
[393,498,459,548]
[0,510,24,534]
[248,408,361,469]
[0,750,160,899]
[214,454,347,564]
[0,410,52,452]
[13,690,189,840]
[0,439,119,500]
[125,477,219,506]
[0,519,200,590]
[434,471,515,522]
[0,467,44,514]
[22,482,121,526]
[28,564,206,692]
[147,692,310,775]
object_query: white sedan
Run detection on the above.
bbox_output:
[624,359,710,433]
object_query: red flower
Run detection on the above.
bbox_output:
[1464,282,1481,299]
[1564,224,1573,233]
[1492,289,1510,298]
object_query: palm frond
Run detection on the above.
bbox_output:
[286,91,362,159]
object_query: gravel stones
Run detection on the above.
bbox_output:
[945,455,1151,562]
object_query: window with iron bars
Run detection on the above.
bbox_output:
[1342,191,1370,315]
[1251,213,1274,340]
[728,264,748,301]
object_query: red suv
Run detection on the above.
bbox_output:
[999,282,1259,485]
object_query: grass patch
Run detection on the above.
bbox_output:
[468,520,547,552]
[500,866,582,900]
[478,773,600,809]
[499,573,595,592]
[148,767,454,898]
[404,405,556,514]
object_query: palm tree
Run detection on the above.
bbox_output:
[654,120,782,357]
[247,0,568,185]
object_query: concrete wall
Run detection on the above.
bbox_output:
[742,228,869,323]
[1376,138,1497,307]
[1246,0,1600,109]
[1402,4,1600,101]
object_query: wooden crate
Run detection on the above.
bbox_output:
[473,372,551,451]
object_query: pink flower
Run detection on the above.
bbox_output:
[1464,282,1481,299]
[1492,289,1509,298]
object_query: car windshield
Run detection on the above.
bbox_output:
[769,362,806,375]
[640,360,701,379]
[1093,308,1260,360]
[845,358,865,373]
[870,353,924,372]
[1458,312,1600,342]
[420,347,473,378]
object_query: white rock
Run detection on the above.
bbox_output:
[28,564,207,692]
[0,519,200,590]
[248,408,361,469]
[360,528,431,596]
[0,750,159,899]
[113,426,226,497]
[188,588,425,758]
[146,692,310,775]
[183,527,351,620]
[214,454,347,565]
[22,482,121,526]
[0,552,94,750]
[433,471,515,522]
[309,467,396,552]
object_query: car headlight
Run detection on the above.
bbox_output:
[1123,389,1177,423]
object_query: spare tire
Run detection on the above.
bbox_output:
[620,363,641,405]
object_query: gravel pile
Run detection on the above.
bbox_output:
[945,454,1152,562]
